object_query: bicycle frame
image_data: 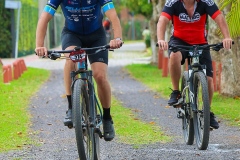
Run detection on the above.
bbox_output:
[172,44,212,150]
[185,48,206,115]
[70,53,103,133]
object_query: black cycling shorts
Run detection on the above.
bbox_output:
[168,36,213,77]
[61,26,108,65]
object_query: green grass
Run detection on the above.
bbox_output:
[111,97,171,148]
[125,64,172,99]
[0,67,50,152]
[125,63,240,127]
[212,93,240,126]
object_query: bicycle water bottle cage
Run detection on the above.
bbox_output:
[69,50,86,63]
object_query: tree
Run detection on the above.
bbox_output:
[0,1,12,58]
[218,0,240,38]
[209,0,240,96]
[121,0,160,63]
[121,0,153,19]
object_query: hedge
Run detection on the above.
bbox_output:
[0,1,12,58]
[0,0,38,58]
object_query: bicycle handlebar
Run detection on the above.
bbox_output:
[156,41,234,52]
[46,45,111,60]
[169,41,234,52]
[47,44,111,54]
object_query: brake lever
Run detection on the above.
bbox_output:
[95,45,114,53]
[46,51,60,60]
[95,48,103,54]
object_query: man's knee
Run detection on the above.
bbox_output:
[169,51,182,62]
[94,72,107,83]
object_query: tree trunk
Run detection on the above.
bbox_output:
[221,37,240,96]
[149,0,165,65]
[208,0,240,96]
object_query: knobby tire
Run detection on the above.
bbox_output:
[72,79,95,160]
[193,72,210,150]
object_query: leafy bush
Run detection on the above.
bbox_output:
[18,0,38,57]
[0,1,12,58]
[0,0,38,58]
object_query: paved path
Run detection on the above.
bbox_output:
[1,42,240,160]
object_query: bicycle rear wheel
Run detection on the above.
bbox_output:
[181,71,194,145]
[193,72,210,150]
[72,79,96,160]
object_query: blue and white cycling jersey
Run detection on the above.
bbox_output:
[44,0,114,35]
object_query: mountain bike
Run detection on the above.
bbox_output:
[47,45,111,160]
[169,42,233,150]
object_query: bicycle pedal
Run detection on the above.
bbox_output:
[95,128,103,138]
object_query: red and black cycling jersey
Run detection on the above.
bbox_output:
[161,0,221,44]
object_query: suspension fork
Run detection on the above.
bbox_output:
[86,70,96,127]
[188,66,197,113]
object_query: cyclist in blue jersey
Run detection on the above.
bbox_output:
[35,0,123,141]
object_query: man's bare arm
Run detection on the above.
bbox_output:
[36,12,52,47]
[105,9,123,48]
[214,14,232,49]
[105,9,122,40]
[157,16,169,50]
[35,12,52,55]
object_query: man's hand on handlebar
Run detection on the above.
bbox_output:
[222,38,233,50]
[109,38,123,49]
[35,47,48,57]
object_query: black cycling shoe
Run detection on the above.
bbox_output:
[210,112,219,129]
[102,119,115,141]
[168,90,183,106]
[63,109,73,128]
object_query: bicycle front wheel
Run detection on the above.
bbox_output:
[72,79,95,160]
[193,72,210,150]
[181,71,194,145]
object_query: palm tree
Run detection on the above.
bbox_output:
[218,0,240,38]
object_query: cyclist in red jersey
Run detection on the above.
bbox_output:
[35,0,123,141]
[157,0,233,129]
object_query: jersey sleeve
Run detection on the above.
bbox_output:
[160,1,175,20]
[99,0,115,13]
[43,0,62,16]
[204,1,221,19]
